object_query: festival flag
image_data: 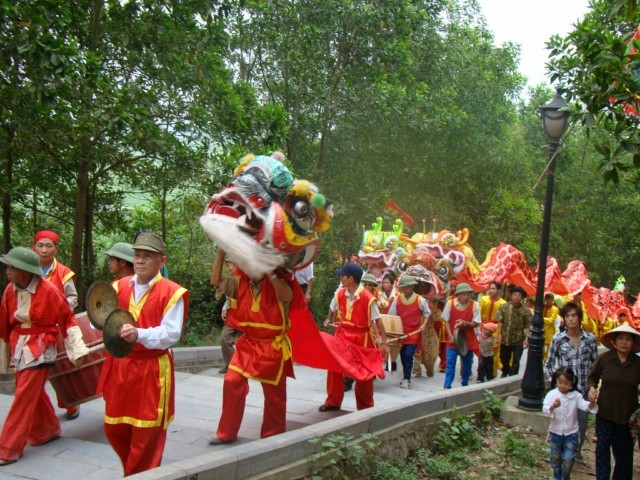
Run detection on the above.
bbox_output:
[382,198,414,227]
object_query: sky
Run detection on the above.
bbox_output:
[477,0,591,88]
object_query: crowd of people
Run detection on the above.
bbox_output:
[0,230,188,476]
[2,228,640,479]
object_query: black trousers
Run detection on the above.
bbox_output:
[477,355,494,381]
[499,344,524,376]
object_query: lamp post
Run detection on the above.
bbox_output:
[518,91,570,411]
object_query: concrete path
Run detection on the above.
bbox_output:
[0,353,498,479]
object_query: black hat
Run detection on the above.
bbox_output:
[509,285,527,297]
[334,262,363,284]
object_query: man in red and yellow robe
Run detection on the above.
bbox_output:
[0,247,87,465]
[318,263,389,412]
[97,233,188,476]
[33,229,81,419]
[209,249,294,444]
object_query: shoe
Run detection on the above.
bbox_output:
[318,404,340,412]
[218,366,228,374]
[438,369,445,373]
[65,406,80,420]
[207,434,235,445]
[476,379,484,384]
[0,459,16,466]
[574,452,588,466]
[391,361,397,372]
[400,379,410,389]
[413,373,422,377]
[591,436,597,443]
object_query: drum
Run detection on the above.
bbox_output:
[380,314,403,336]
[380,314,402,362]
[48,312,107,406]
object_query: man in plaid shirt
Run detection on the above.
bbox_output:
[545,301,598,465]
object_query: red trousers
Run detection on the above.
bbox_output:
[0,367,61,461]
[325,371,374,410]
[216,369,287,441]
[104,422,167,476]
[438,343,447,371]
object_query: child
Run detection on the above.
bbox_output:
[477,322,497,383]
[543,367,597,480]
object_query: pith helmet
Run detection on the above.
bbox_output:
[106,242,134,263]
[398,275,418,287]
[455,283,474,294]
[0,247,43,277]
[361,273,378,285]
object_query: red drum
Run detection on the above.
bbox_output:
[49,312,106,406]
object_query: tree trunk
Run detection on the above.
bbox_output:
[2,127,13,253]
[71,0,104,296]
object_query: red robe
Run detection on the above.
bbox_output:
[225,273,294,385]
[0,278,77,461]
[395,293,422,345]
[43,258,75,292]
[97,274,188,476]
[445,299,479,352]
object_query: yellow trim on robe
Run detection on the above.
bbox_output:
[162,288,187,316]
[104,354,173,429]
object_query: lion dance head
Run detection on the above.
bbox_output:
[200,154,333,279]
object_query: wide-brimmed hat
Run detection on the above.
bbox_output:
[455,283,474,295]
[335,262,363,283]
[397,275,418,288]
[361,273,378,285]
[0,247,43,277]
[601,324,640,353]
[133,232,166,255]
[106,242,134,263]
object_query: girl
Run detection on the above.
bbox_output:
[543,367,597,480]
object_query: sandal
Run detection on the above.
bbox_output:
[318,404,340,412]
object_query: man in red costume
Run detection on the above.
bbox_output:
[443,283,481,389]
[97,232,189,476]
[0,247,87,465]
[33,229,80,420]
[318,262,389,412]
[208,249,295,444]
[387,275,429,389]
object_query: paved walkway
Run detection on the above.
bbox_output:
[0,354,494,479]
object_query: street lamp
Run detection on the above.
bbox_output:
[518,91,570,411]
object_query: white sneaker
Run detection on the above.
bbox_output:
[400,379,410,389]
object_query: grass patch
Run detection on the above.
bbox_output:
[305,391,550,480]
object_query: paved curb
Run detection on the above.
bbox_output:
[129,377,523,480]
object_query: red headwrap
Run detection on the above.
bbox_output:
[34,230,59,244]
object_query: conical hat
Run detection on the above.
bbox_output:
[601,323,640,353]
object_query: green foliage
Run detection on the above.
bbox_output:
[547,0,640,184]
[501,430,541,468]
[309,432,378,479]
[433,410,482,454]
[482,390,505,422]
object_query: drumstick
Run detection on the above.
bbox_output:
[82,344,105,355]
[386,328,423,344]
